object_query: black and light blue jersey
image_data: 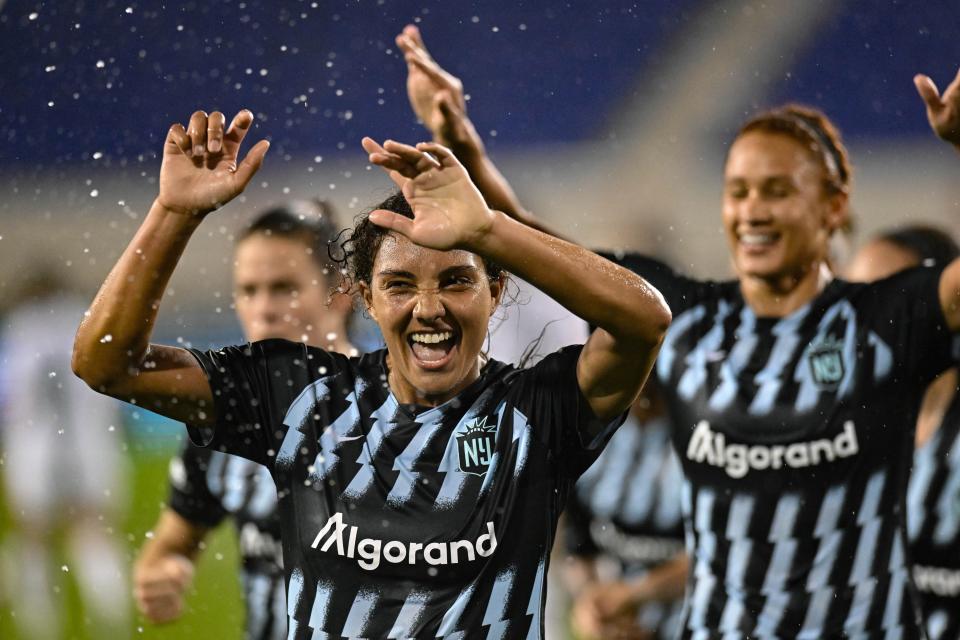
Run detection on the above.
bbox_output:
[187,342,621,639]
[606,252,954,639]
[565,412,685,638]
[168,445,286,640]
[907,388,960,640]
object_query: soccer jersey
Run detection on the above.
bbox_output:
[565,412,685,638]
[907,389,960,640]
[168,444,286,640]
[188,341,620,639]
[606,252,955,638]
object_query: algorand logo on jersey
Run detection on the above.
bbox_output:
[456,416,496,477]
[311,512,498,571]
[687,420,859,478]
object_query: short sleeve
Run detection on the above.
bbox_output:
[187,339,340,468]
[511,345,627,479]
[597,250,719,316]
[867,265,956,384]
[167,443,227,528]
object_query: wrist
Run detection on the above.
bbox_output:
[462,208,503,257]
[149,199,207,230]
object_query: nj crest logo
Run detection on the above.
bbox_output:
[456,417,496,477]
[808,336,845,389]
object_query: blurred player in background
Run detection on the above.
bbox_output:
[0,265,130,639]
[847,225,960,640]
[395,23,960,637]
[133,201,356,639]
[564,377,687,640]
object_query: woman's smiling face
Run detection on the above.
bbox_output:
[362,232,503,406]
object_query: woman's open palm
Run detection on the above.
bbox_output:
[157,109,269,216]
[362,138,493,251]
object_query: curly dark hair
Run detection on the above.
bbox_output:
[334,190,505,292]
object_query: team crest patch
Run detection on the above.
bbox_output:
[808,336,845,388]
[456,417,496,477]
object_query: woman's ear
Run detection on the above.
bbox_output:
[359,281,377,323]
[824,189,850,235]
[488,274,506,317]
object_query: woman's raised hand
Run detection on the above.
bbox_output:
[396,25,481,152]
[157,109,270,216]
[915,67,960,147]
[362,137,494,251]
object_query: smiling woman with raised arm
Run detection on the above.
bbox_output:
[395,26,960,638]
[72,108,669,637]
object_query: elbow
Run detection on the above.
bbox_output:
[71,340,121,394]
[71,345,103,390]
[638,291,672,346]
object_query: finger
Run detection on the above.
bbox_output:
[383,139,442,170]
[367,148,420,179]
[405,24,427,51]
[405,48,455,90]
[944,66,960,98]
[166,123,192,156]
[361,136,388,156]
[369,209,415,237]
[207,111,226,154]
[914,74,943,114]
[223,109,255,157]
[234,139,270,189]
[415,141,457,167]
[186,110,208,158]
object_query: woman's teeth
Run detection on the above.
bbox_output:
[740,233,776,246]
[410,331,453,344]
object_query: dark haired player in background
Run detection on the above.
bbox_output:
[395,24,960,637]
[847,225,960,640]
[133,201,356,639]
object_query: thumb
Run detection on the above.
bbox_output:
[234,139,270,189]
[435,90,464,121]
[914,74,943,114]
[369,209,415,237]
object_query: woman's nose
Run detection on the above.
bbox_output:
[413,288,445,321]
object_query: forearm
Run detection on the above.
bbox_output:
[472,212,670,345]
[138,510,208,567]
[445,136,561,237]
[627,552,689,604]
[73,201,202,388]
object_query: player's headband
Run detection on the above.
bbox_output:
[776,112,847,189]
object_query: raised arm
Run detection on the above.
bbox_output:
[363,138,670,420]
[72,110,269,424]
[916,68,960,331]
[396,25,558,234]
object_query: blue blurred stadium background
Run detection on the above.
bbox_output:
[1,1,959,638]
